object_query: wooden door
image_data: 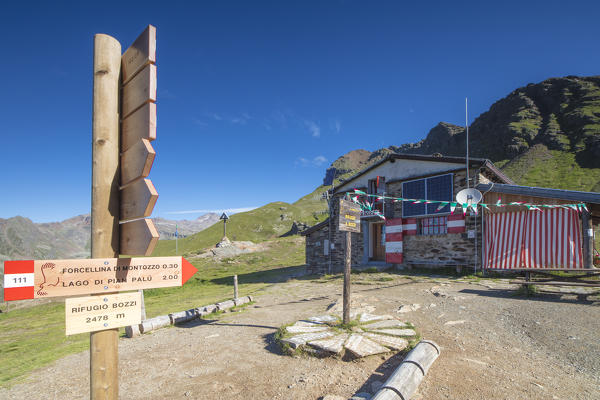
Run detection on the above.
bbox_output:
[372,223,385,261]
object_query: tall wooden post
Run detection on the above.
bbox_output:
[90,33,121,400]
[343,231,351,324]
[233,275,239,300]
[582,209,593,268]
[339,199,360,325]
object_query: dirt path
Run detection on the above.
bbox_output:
[1,274,599,400]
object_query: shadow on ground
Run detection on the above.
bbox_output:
[210,265,316,286]
[178,317,278,330]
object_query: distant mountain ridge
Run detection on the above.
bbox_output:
[0,213,220,262]
[325,75,600,191]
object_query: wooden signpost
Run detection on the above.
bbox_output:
[2,24,191,400]
[338,199,361,324]
[3,256,197,300]
[65,292,142,335]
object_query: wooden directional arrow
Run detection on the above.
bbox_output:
[120,178,158,221]
[120,218,159,256]
[122,63,156,118]
[121,138,155,187]
[3,256,197,300]
[122,25,156,84]
[121,102,156,152]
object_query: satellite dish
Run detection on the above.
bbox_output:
[456,188,482,205]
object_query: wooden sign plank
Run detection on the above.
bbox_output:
[122,25,156,84]
[3,256,197,300]
[120,178,158,221]
[339,199,361,233]
[121,138,155,187]
[122,64,156,119]
[121,102,156,152]
[65,292,142,335]
[120,218,159,256]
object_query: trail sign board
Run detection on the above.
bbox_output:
[121,102,156,152]
[120,218,159,256]
[120,138,155,187]
[120,178,158,221]
[3,256,197,301]
[338,199,361,233]
[121,63,157,118]
[65,292,142,335]
[220,213,229,220]
[122,25,156,84]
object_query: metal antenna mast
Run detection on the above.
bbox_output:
[466,97,470,188]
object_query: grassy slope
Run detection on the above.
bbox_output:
[0,237,306,388]
[500,146,600,191]
[152,185,329,257]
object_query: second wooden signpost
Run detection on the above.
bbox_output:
[338,199,361,324]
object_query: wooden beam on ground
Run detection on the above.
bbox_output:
[120,138,155,187]
[510,280,600,287]
[120,178,158,221]
[120,218,159,256]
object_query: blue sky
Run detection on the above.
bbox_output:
[1,1,599,222]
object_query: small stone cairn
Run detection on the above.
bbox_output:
[279,313,417,359]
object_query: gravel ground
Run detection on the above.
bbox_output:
[0,274,598,400]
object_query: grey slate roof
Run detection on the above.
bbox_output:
[332,153,514,194]
[476,183,600,204]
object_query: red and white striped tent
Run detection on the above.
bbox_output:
[485,208,584,269]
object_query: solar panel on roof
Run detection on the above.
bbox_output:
[402,173,453,217]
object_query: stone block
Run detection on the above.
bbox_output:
[281,331,335,349]
[308,334,349,354]
[376,328,416,337]
[363,333,409,350]
[344,334,389,357]
[363,319,408,330]
[286,325,329,334]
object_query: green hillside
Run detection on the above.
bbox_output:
[500,145,600,191]
[152,185,329,256]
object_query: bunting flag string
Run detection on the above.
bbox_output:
[348,188,588,214]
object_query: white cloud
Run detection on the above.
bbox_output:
[296,155,327,167]
[304,120,321,137]
[313,155,327,166]
[330,118,341,133]
[192,118,208,127]
[166,207,258,215]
